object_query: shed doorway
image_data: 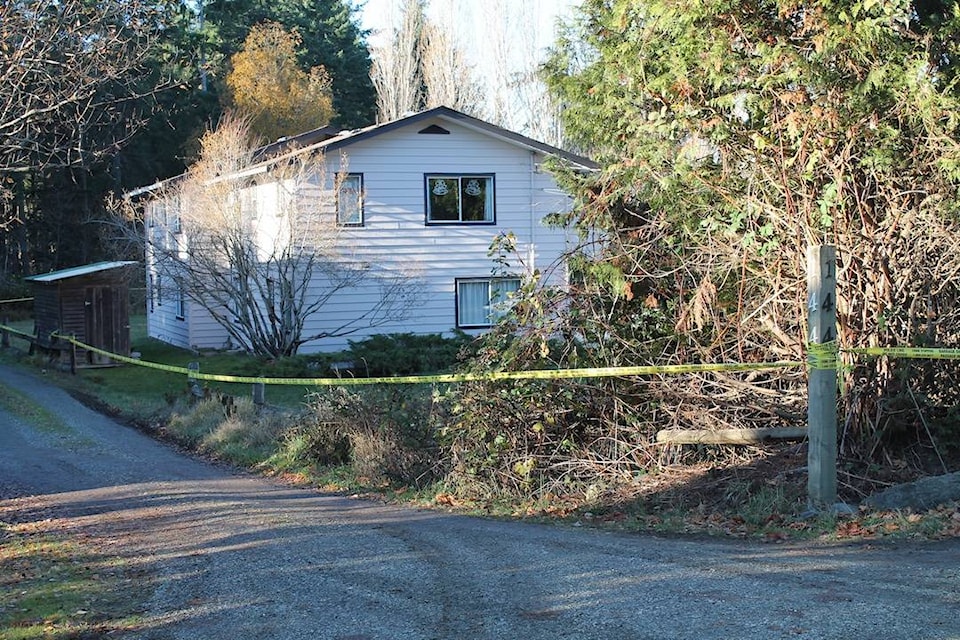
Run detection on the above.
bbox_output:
[84,285,128,365]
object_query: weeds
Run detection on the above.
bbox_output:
[165,395,294,467]
[295,386,445,486]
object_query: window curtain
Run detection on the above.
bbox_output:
[458,281,490,326]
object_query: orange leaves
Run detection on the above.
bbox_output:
[225,22,335,141]
[834,520,869,538]
[433,493,460,508]
[832,502,960,540]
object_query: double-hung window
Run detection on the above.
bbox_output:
[456,277,521,328]
[337,174,363,226]
[175,285,186,320]
[426,174,494,223]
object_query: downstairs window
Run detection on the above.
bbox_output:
[456,277,521,328]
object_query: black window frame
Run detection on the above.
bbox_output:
[424,174,496,225]
[337,173,364,227]
[175,285,186,321]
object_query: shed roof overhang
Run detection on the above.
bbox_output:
[25,261,138,283]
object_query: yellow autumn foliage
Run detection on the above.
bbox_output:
[225,22,335,141]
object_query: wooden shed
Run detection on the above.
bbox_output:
[26,261,137,366]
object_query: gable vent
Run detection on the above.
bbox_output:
[418,124,450,135]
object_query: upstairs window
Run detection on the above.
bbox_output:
[337,174,363,226]
[426,175,494,223]
[175,285,186,320]
[456,277,520,328]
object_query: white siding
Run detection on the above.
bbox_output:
[145,199,191,350]
[293,118,574,352]
[144,197,231,351]
[146,276,191,351]
[142,115,578,354]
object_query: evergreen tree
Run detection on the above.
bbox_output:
[271,0,377,128]
[541,0,960,457]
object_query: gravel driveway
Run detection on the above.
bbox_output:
[1,363,959,640]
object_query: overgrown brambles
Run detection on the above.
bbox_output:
[539,0,960,472]
[295,386,446,486]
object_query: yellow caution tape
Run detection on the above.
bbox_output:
[50,333,803,386]
[0,297,33,305]
[807,341,838,370]
[844,346,960,360]
[192,360,803,386]
[36,332,960,388]
[0,322,37,340]
[49,333,194,375]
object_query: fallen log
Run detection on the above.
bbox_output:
[655,427,807,445]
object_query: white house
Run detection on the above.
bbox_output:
[137,106,596,354]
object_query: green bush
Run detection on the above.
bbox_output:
[346,332,477,376]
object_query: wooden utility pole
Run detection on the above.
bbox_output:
[807,245,838,508]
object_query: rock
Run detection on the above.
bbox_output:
[864,472,960,511]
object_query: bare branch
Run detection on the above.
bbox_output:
[114,116,421,357]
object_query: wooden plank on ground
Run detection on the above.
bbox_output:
[655,427,808,445]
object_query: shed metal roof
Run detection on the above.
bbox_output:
[25,261,138,283]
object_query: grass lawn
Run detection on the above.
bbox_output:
[0,523,148,639]
[0,315,329,421]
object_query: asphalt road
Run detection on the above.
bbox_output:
[1,363,959,640]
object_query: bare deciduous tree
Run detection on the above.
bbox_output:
[480,0,565,146]
[0,0,160,222]
[369,0,484,122]
[421,18,485,115]
[370,0,426,122]
[119,115,421,357]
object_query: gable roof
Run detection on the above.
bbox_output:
[126,107,596,198]
[305,106,597,170]
[25,261,138,283]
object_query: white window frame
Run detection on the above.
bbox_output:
[175,285,186,320]
[337,173,363,226]
[171,195,182,234]
[148,274,155,312]
[456,277,521,328]
[426,174,495,224]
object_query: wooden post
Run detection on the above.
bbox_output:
[252,382,265,406]
[1,316,8,348]
[807,245,838,509]
[69,341,77,375]
[187,361,203,397]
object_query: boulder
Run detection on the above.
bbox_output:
[864,472,960,511]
